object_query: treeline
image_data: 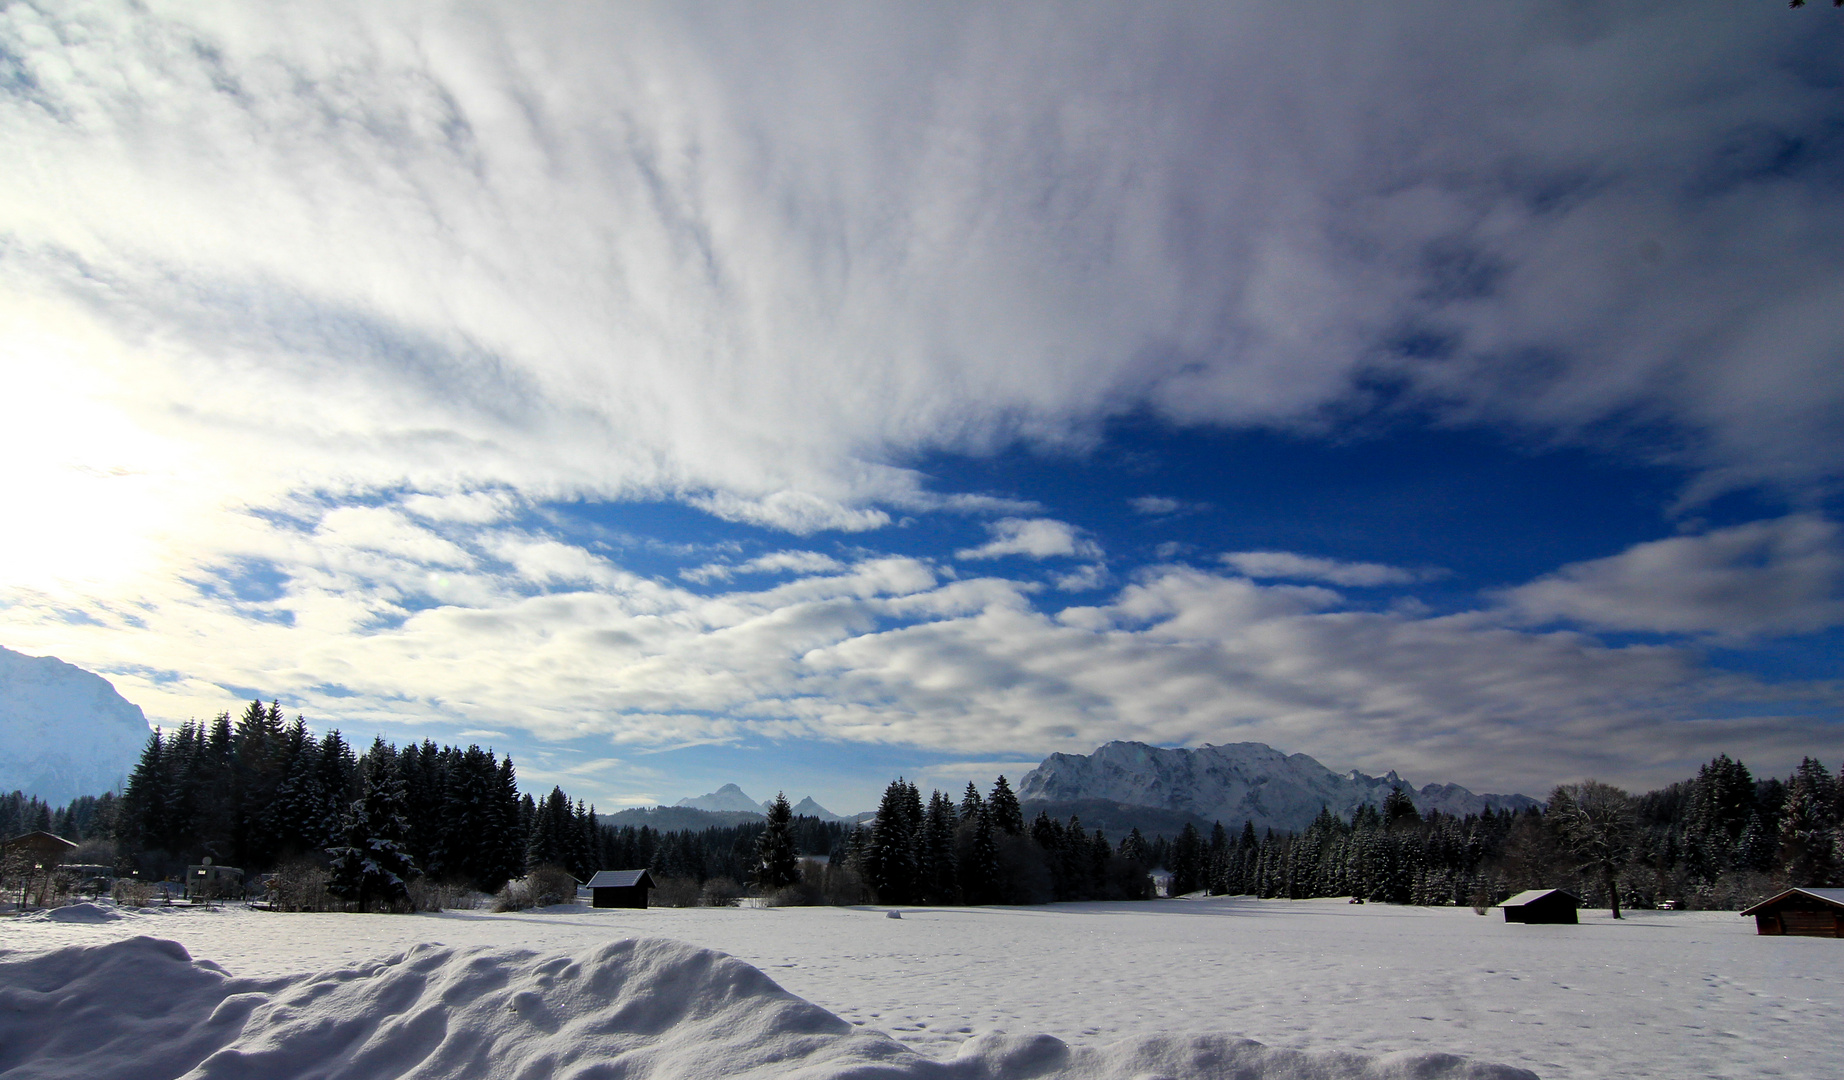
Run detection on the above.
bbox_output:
[1,790,117,846]
[1161,794,1532,907]
[104,698,849,906]
[816,777,1156,906]
[626,816,848,885]
[115,700,536,893]
[1158,755,1844,911]
[62,700,1844,914]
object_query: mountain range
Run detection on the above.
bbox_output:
[3,646,1541,840]
[1018,741,1538,834]
[0,646,151,804]
[674,783,846,822]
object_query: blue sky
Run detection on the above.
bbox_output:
[2,2,1842,813]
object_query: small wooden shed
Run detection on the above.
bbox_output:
[2,831,77,868]
[1740,887,1844,937]
[587,869,657,909]
[1500,888,1580,924]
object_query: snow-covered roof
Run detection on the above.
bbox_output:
[1739,887,1844,915]
[3,830,77,850]
[1500,888,1578,908]
[586,869,655,889]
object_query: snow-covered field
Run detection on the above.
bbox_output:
[1,897,1835,1079]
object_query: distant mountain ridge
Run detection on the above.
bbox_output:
[1018,741,1538,834]
[673,784,846,822]
[0,646,151,804]
[675,783,766,815]
[603,806,770,831]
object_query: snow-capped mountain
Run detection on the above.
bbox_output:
[675,783,766,814]
[0,646,152,805]
[1018,741,1538,834]
[672,785,847,821]
[787,796,844,822]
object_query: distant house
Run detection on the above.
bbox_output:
[1500,888,1580,924]
[2,831,77,868]
[587,869,657,909]
[1740,888,1844,937]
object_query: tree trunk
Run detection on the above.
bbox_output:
[1604,866,1621,919]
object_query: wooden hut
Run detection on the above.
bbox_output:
[586,869,657,909]
[1500,888,1580,924]
[1740,888,1844,937]
[2,831,77,868]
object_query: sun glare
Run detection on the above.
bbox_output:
[0,298,196,593]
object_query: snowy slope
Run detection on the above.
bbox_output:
[1019,741,1538,833]
[0,930,1534,1080]
[676,783,769,815]
[0,646,150,804]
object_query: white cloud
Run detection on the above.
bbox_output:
[1130,496,1209,516]
[401,491,519,524]
[0,1,1837,576]
[682,550,848,585]
[4,512,1838,796]
[313,507,475,569]
[1051,564,1111,592]
[690,493,892,536]
[1,3,1842,799]
[1499,516,1844,640]
[1130,496,1184,515]
[486,535,632,590]
[1221,551,1438,587]
[957,519,1103,562]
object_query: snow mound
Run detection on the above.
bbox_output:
[25,901,123,923]
[0,935,1537,1080]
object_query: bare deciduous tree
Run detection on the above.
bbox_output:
[1549,780,1638,918]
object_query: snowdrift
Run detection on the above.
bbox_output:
[0,935,1538,1080]
[18,902,122,924]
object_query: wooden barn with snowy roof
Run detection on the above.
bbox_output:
[1499,888,1580,924]
[587,869,657,909]
[1740,888,1844,937]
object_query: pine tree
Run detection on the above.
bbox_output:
[1207,821,1229,894]
[527,787,572,870]
[921,790,959,903]
[1119,827,1147,867]
[489,756,527,889]
[1169,823,1204,896]
[960,782,985,821]
[987,776,1024,835]
[1780,758,1838,884]
[867,779,919,903]
[271,717,326,858]
[118,730,171,855]
[755,792,801,891]
[1383,786,1421,830]
[325,739,419,911]
[960,805,999,904]
[313,730,358,847]
[231,699,286,868]
[1684,754,1756,881]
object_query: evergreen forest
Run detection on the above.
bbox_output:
[11,696,1841,914]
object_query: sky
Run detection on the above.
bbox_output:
[2,1,1842,815]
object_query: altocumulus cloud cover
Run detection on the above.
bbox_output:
[2,1,1841,811]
